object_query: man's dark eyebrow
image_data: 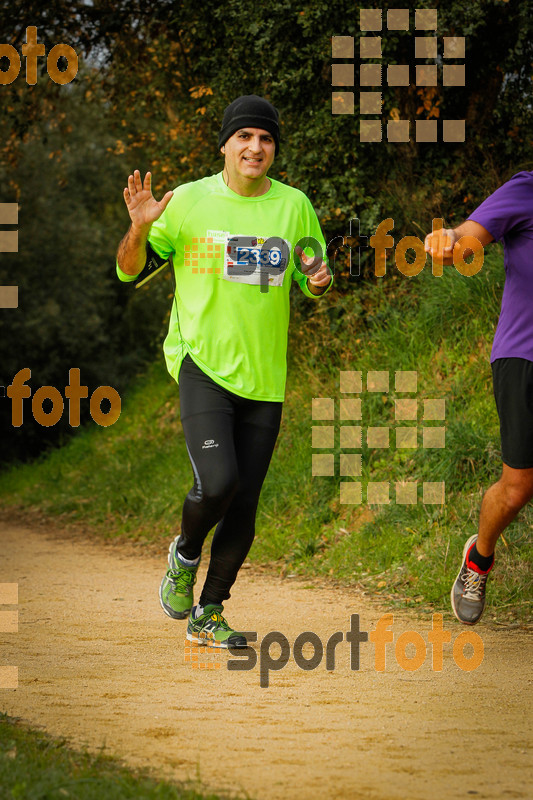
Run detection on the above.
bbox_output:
[237,129,273,138]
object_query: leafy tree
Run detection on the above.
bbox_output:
[1,0,531,462]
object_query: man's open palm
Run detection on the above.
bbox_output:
[123,170,173,230]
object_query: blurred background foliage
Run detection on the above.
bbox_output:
[0,0,532,461]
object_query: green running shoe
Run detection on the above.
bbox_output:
[187,604,247,648]
[159,536,200,620]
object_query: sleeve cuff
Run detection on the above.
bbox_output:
[116,260,141,283]
[302,276,333,298]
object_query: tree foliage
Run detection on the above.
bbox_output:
[0,0,531,461]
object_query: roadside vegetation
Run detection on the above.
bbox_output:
[1,2,531,795]
[0,714,237,800]
[2,248,531,625]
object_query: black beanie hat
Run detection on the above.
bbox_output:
[218,95,280,155]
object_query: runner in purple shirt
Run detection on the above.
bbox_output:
[425,171,533,624]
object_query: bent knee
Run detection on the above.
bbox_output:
[201,475,240,506]
[502,481,533,511]
[500,465,533,510]
[507,489,533,511]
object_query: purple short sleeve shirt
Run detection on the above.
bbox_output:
[467,171,533,363]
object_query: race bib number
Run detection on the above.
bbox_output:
[224,235,291,289]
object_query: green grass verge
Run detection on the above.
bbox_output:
[1,248,531,624]
[0,714,241,800]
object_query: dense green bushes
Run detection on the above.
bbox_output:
[1,0,531,461]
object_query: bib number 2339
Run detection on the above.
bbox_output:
[224,236,290,288]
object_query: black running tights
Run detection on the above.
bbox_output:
[176,355,282,606]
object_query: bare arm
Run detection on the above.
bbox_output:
[424,220,494,265]
[117,223,150,276]
[117,170,174,276]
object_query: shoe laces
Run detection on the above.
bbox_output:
[204,609,231,631]
[463,566,488,601]
[168,565,196,593]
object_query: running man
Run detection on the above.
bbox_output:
[116,95,332,647]
[425,169,533,624]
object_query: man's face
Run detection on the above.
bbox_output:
[222,128,275,183]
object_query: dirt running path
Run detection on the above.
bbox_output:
[1,522,532,799]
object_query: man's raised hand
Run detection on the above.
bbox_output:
[123,170,173,231]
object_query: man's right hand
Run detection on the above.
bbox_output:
[424,220,493,266]
[123,170,174,231]
[117,170,174,276]
[424,227,458,265]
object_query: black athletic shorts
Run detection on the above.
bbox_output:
[491,357,533,469]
